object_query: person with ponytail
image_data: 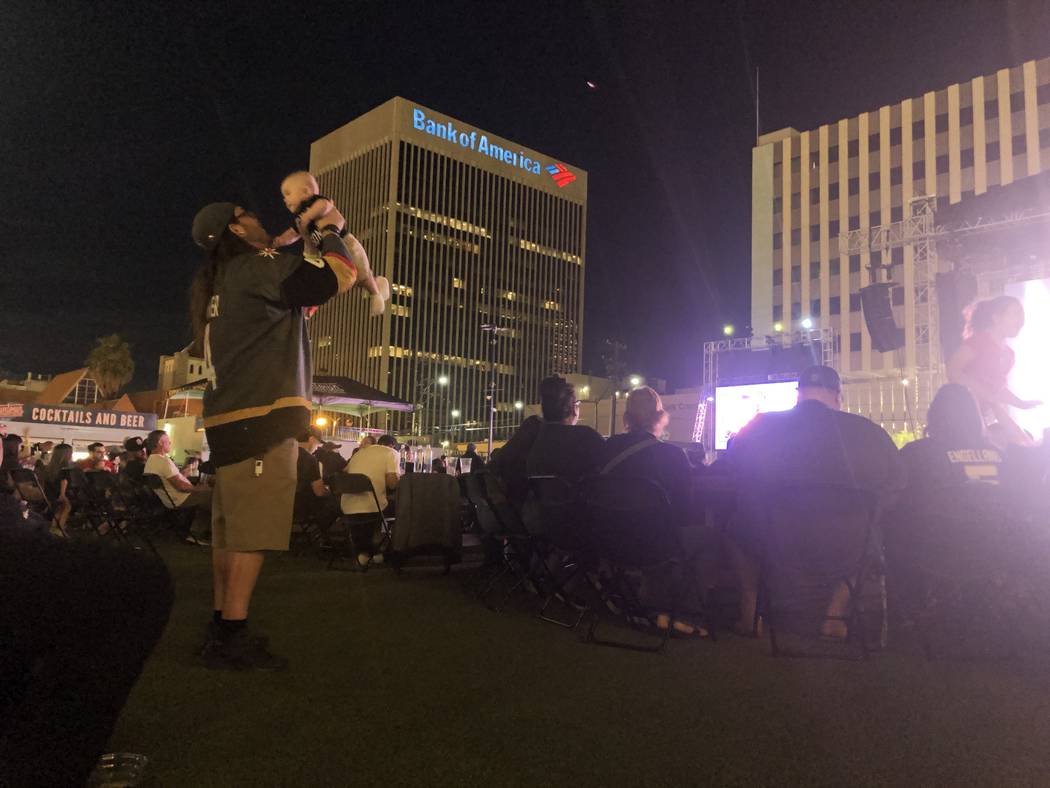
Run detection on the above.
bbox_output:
[188,201,360,670]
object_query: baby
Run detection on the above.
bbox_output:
[273,171,391,316]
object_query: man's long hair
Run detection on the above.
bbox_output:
[188,230,255,354]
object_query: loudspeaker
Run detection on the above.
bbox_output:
[936,270,978,359]
[860,283,905,352]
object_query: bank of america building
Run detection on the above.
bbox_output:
[308,98,587,439]
[751,56,1050,428]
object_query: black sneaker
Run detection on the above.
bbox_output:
[195,622,270,658]
[200,628,286,671]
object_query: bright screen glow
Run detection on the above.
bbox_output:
[714,381,798,450]
[1006,278,1050,439]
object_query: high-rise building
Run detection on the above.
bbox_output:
[751,55,1050,427]
[308,98,587,440]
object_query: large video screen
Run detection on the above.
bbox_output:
[1006,278,1050,438]
[714,380,798,451]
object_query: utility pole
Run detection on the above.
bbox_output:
[481,323,511,456]
[603,339,627,437]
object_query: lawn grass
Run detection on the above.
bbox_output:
[110,544,1050,786]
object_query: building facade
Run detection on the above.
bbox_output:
[751,56,1050,429]
[308,98,587,439]
[157,348,206,392]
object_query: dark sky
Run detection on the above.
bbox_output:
[3,0,1050,390]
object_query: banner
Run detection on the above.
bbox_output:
[0,403,156,431]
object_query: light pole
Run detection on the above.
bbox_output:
[481,323,511,456]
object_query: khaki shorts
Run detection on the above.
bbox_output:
[211,438,297,552]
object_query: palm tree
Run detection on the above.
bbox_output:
[85,334,135,397]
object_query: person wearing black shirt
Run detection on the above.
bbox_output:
[725,365,904,637]
[458,442,486,472]
[121,436,147,482]
[490,415,543,510]
[899,384,1004,496]
[189,201,359,670]
[294,428,340,535]
[602,386,709,637]
[526,375,605,481]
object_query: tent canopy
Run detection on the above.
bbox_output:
[162,376,415,416]
[311,376,415,415]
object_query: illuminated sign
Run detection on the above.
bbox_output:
[412,107,575,186]
[545,163,576,188]
[0,403,156,430]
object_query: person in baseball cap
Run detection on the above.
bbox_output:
[797,365,842,410]
[798,365,841,393]
[191,202,239,250]
[123,436,146,454]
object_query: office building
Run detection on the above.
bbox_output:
[751,55,1050,427]
[308,98,587,438]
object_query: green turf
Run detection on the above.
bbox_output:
[109,544,1050,786]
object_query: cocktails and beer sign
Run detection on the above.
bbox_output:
[0,403,156,431]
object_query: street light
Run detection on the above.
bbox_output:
[723,324,735,336]
[314,416,328,428]
[629,375,641,387]
[580,385,589,395]
[450,409,461,418]
[773,322,784,333]
[437,375,449,386]
[514,401,524,410]
[801,317,814,330]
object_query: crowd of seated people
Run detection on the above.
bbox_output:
[4,360,1048,651]
[1,428,219,543]
[482,365,1050,644]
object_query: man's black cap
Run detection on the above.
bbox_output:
[123,436,145,452]
[191,202,237,250]
[798,365,841,392]
[321,441,342,451]
[299,426,324,443]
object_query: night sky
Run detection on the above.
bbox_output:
[3,0,1049,391]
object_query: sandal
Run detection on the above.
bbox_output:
[654,613,709,638]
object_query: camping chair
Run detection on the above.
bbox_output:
[894,484,1047,660]
[751,482,883,659]
[327,472,393,571]
[10,468,58,530]
[388,471,462,574]
[579,474,693,652]
[462,471,517,601]
[474,471,547,611]
[527,475,593,629]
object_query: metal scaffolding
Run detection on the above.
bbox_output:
[700,328,834,452]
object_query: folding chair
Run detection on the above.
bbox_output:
[527,475,593,628]
[579,475,693,652]
[327,472,392,571]
[751,482,883,659]
[140,473,195,539]
[62,467,115,539]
